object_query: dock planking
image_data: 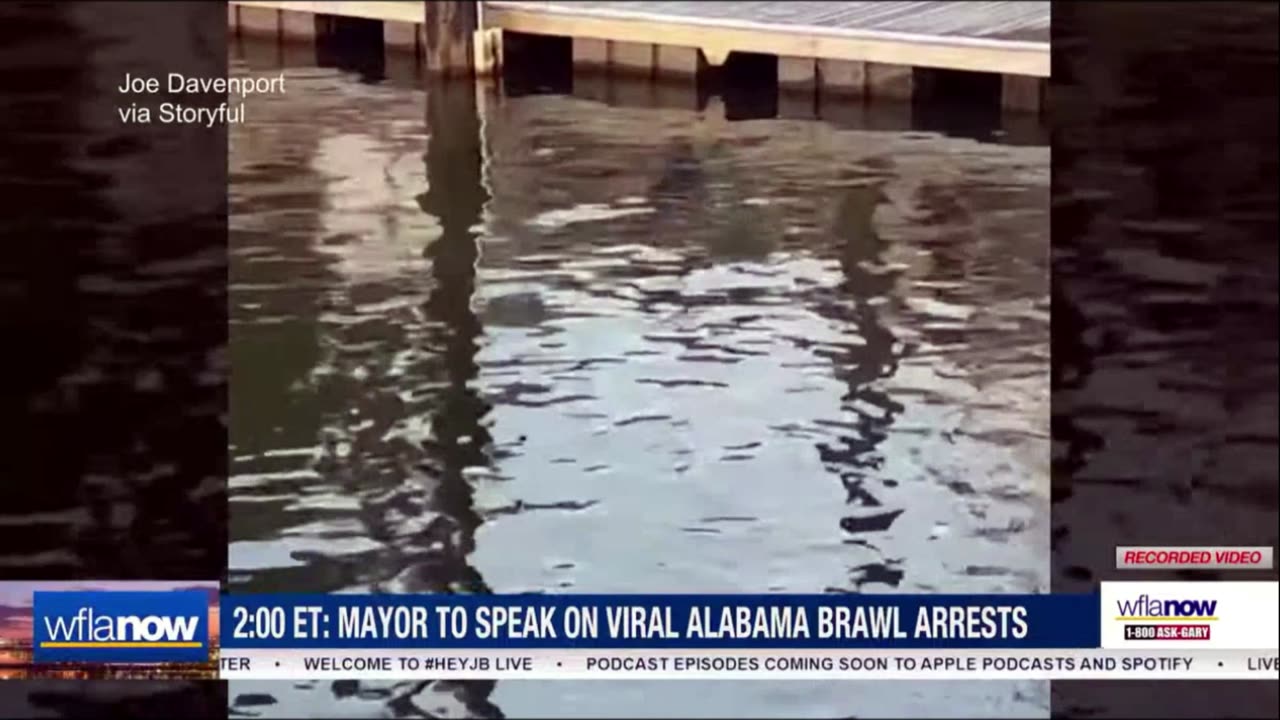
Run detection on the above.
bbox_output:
[227,1,1049,111]
[493,1,1049,42]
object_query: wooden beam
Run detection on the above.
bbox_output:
[424,1,478,77]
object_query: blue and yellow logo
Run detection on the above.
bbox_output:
[33,591,209,664]
[1114,594,1218,622]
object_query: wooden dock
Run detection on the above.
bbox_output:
[228,1,1049,111]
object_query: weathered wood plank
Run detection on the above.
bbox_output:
[384,19,420,55]
[474,27,504,75]
[280,8,317,40]
[1002,73,1044,114]
[573,37,610,70]
[424,1,478,76]
[818,58,866,98]
[611,41,655,78]
[483,3,1049,77]
[488,2,1050,43]
[655,45,701,78]
[232,1,422,24]
[237,5,280,38]
[866,62,913,101]
[231,1,1051,48]
[779,56,818,93]
[227,1,1052,79]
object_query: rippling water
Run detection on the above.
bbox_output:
[1050,2,1278,717]
[226,39,1048,718]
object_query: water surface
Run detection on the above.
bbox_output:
[227,40,1049,718]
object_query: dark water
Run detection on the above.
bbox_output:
[226,39,1048,718]
[0,4,226,579]
[1,2,226,717]
[1050,2,1278,717]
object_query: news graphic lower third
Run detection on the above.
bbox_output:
[1,581,1275,683]
[211,584,1277,681]
[0,581,219,680]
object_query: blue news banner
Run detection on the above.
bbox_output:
[25,585,1278,679]
[221,594,1100,650]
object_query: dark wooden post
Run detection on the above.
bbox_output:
[424,1,478,77]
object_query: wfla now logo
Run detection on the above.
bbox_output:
[33,591,210,664]
[1115,594,1219,621]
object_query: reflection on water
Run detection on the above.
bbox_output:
[228,39,1048,718]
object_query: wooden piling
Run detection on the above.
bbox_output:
[653,45,700,111]
[866,63,913,101]
[611,41,656,79]
[384,19,420,56]
[474,28,504,75]
[1001,74,1044,114]
[654,45,701,78]
[237,5,280,38]
[226,1,1049,114]
[572,37,610,71]
[779,56,818,120]
[424,1,478,77]
[279,9,316,41]
[778,56,817,93]
[818,59,866,99]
